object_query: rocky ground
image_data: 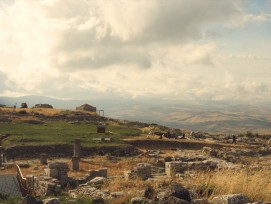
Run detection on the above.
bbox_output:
[1,108,271,203]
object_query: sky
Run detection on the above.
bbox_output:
[0,0,270,102]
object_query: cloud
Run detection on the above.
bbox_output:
[0,71,8,92]
[47,0,245,71]
[0,0,270,103]
[245,14,271,23]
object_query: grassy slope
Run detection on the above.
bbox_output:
[0,121,141,147]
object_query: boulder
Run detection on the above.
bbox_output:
[160,196,190,204]
[42,198,60,204]
[192,198,209,204]
[212,194,250,204]
[144,186,155,199]
[87,177,107,188]
[131,197,151,204]
[157,183,191,202]
[110,191,124,198]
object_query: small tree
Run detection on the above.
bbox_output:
[21,102,28,108]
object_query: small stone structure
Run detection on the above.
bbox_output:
[40,153,48,165]
[76,104,96,112]
[212,193,250,204]
[25,175,35,195]
[124,163,152,180]
[34,176,61,196]
[165,160,218,177]
[44,162,69,185]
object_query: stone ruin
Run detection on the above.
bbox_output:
[165,160,218,177]
[72,139,81,171]
[40,153,48,165]
[202,146,267,163]
[44,162,69,185]
[0,147,3,167]
[34,176,61,196]
[124,163,152,180]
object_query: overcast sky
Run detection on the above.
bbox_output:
[0,0,270,102]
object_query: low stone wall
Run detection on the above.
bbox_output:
[124,163,152,180]
[202,146,268,163]
[44,162,69,185]
[165,160,218,177]
[5,144,139,159]
[34,176,61,196]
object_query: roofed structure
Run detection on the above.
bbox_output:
[76,104,96,112]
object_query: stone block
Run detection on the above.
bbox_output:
[212,194,250,204]
[44,168,58,178]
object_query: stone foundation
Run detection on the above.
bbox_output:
[45,162,69,185]
[165,160,218,177]
[124,163,152,180]
[34,176,61,196]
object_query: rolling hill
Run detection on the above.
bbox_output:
[1,95,271,134]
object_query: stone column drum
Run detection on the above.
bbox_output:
[40,153,48,165]
[74,139,81,158]
[72,156,80,171]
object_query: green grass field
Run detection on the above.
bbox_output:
[0,121,141,147]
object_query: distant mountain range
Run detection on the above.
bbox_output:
[1,95,271,134]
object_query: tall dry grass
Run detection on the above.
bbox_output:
[1,107,64,116]
[185,168,271,201]
[2,107,98,117]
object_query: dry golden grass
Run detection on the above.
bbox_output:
[184,168,271,201]
[2,150,271,202]
[68,156,152,177]
[1,107,63,116]
[1,107,97,117]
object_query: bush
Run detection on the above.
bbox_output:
[18,110,27,114]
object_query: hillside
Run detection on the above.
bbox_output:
[1,95,271,134]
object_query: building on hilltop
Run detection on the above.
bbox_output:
[76,104,96,112]
[34,104,53,109]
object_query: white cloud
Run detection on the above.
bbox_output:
[0,0,270,103]
[245,14,271,23]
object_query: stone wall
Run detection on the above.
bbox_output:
[5,145,139,159]
[124,163,152,180]
[44,162,69,185]
[34,176,61,196]
[165,160,218,177]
